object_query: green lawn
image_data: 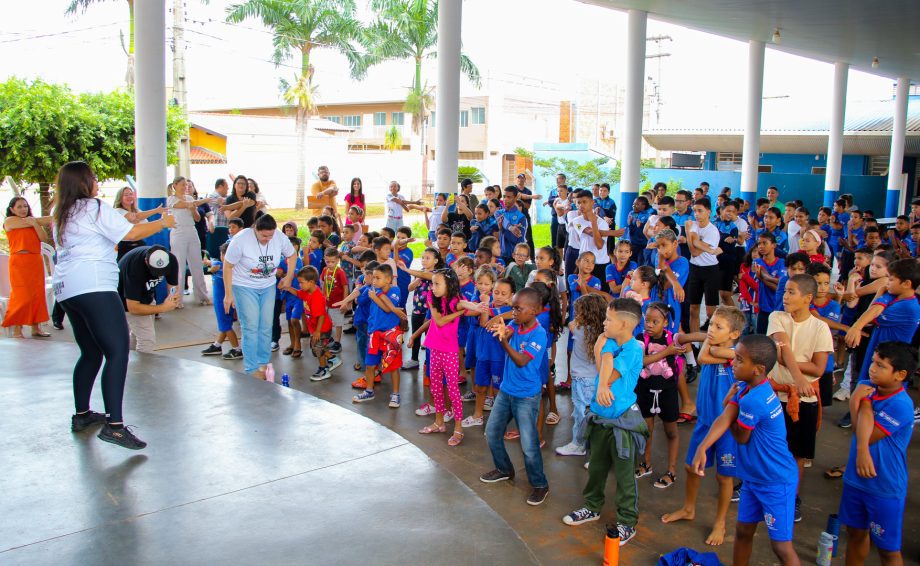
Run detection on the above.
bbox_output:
[406,222,550,257]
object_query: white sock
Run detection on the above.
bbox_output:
[685,349,697,367]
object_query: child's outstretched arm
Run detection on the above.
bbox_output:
[845,303,884,348]
[408,319,431,349]
[678,331,707,345]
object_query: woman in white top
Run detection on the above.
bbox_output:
[167,177,211,307]
[223,214,295,378]
[52,161,176,450]
[113,186,165,259]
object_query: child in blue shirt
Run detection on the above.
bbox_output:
[626,196,653,265]
[561,299,646,547]
[352,264,405,405]
[807,263,845,405]
[773,252,808,311]
[307,230,325,272]
[752,232,786,334]
[278,238,304,357]
[469,204,497,252]
[839,341,916,563]
[496,187,528,264]
[605,240,636,299]
[692,334,799,565]
[201,242,241,359]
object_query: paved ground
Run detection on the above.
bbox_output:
[24,287,920,565]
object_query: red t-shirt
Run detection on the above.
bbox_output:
[320,265,349,308]
[296,287,333,333]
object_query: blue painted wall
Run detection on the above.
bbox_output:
[703,151,866,175]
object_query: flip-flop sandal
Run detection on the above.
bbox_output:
[557,382,572,391]
[419,424,446,434]
[654,471,676,489]
[291,350,302,359]
[283,347,294,355]
[824,465,845,479]
[448,431,464,446]
[677,413,697,424]
[504,430,520,440]
[545,412,560,425]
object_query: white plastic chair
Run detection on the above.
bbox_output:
[40,242,55,312]
[0,254,11,336]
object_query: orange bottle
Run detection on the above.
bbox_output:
[603,525,620,565]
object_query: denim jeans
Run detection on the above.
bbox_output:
[355,322,368,369]
[485,390,547,488]
[570,376,596,447]
[233,284,274,373]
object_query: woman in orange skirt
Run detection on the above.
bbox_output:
[3,197,52,338]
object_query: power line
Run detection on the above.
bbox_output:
[0,22,121,44]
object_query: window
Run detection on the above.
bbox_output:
[459,110,469,127]
[716,151,742,172]
[811,167,827,175]
[373,112,386,126]
[391,112,405,126]
[470,107,486,125]
[326,116,341,124]
[429,111,436,127]
[343,115,361,127]
[757,165,773,173]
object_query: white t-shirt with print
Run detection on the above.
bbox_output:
[428,205,446,231]
[571,214,610,264]
[52,199,134,302]
[224,228,296,289]
[689,221,720,267]
[386,193,405,221]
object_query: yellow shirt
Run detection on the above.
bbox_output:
[310,180,336,209]
[766,310,833,403]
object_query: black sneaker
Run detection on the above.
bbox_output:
[731,481,742,502]
[222,348,243,360]
[201,344,223,356]
[479,469,515,483]
[527,486,549,506]
[838,413,852,429]
[98,424,147,450]
[328,341,342,354]
[71,411,106,432]
[52,321,64,330]
[343,326,357,335]
[685,365,699,384]
[794,496,802,523]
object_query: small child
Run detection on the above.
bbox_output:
[839,341,917,565]
[405,248,441,374]
[621,266,658,336]
[425,193,449,242]
[555,293,607,457]
[334,261,379,379]
[469,203,497,252]
[352,264,406,406]
[320,247,349,353]
[433,227,451,261]
[479,236,506,276]
[287,266,335,381]
[307,230,325,271]
[200,242,241,359]
[459,266,497,427]
[372,236,398,275]
[561,299,646,547]
[506,243,535,292]
[752,232,786,334]
[798,229,828,265]
[227,217,244,239]
[473,277,515,418]
[806,262,845,406]
[606,240,637,298]
[773,252,808,311]
[445,231,472,267]
[691,334,800,565]
[279,238,305,358]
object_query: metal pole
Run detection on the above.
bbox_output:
[885,77,910,217]
[618,9,647,228]
[434,0,462,196]
[824,62,848,207]
[739,40,765,208]
[135,0,167,208]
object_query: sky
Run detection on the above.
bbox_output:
[0,0,897,128]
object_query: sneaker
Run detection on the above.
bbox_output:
[352,390,375,403]
[271,342,279,352]
[461,415,483,427]
[833,387,851,402]
[563,507,600,526]
[731,487,742,503]
[584,461,589,470]
[443,410,454,423]
[794,497,802,523]
[52,321,64,330]
[479,469,514,483]
[328,341,342,354]
[201,344,223,356]
[555,442,587,457]
[804,459,813,468]
[222,348,243,360]
[327,356,342,371]
[838,413,852,429]
[97,424,147,450]
[415,403,437,416]
[403,360,420,369]
[71,411,106,432]
[616,523,637,546]
[914,407,920,424]
[343,326,357,335]
[388,393,401,408]
[310,367,332,382]
[484,396,494,411]
[461,391,477,402]
[352,378,368,389]
[526,487,549,506]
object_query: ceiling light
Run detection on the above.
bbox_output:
[872,57,880,68]
[772,28,781,44]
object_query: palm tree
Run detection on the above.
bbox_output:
[66,0,136,87]
[359,0,480,195]
[227,0,364,209]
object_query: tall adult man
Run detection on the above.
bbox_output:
[544,173,568,249]
[206,178,230,259]
[514,173,542,260]
[310,165,338,209]
[118,245,181,353]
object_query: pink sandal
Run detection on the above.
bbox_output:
[419,423,446,434]
[503,430,520,440]
[448,431,464,446]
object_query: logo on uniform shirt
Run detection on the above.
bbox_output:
[720,452,736,468]
[251,255,276,278]
[739,409,754,421]
[530,341,542,352]
[876,410,901,429]
[145,277,164,291]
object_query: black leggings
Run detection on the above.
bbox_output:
[410,311,427,362]
[61,291,130,423]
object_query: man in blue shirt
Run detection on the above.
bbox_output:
[691,334,799,566]
[496,186,528,265]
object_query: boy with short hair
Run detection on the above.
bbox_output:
[496,186,528,265]
[320,247,348,358]
[839,341,917,565]
[352,264,406,406]
[768,273,833,523]
[561,299,647,547]
[662,305,744,546]
[287,266,334,381]
[806,262,845,405]
[692,334,801,566]
[605,240,637,298]
[445,231,473,266]
[506,243,535,292]
[434,227,452,261]
[307,230,326,271]
[774,252,808,311]
[454,256,478,387]
[201,242,242,359]
[469,203,497,252]
[227,217,244,239]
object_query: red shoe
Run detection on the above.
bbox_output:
[458,374,468,385]
[351,378,367,389]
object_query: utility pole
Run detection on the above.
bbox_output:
[172,0,191,178]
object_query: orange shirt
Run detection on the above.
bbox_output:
[310,180,336,209]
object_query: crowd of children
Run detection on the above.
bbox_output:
[199,180,920,563]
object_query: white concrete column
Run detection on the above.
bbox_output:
[434,0,462,196]
[823,62,848,207]
[135,0,167,206]
[618,9,647,228]
[740,40,765,208]
[885,77,910,217]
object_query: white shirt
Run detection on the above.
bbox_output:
[386,193,404,220]
[52,199,133,302]
[689,221,720,266]
[429,205,446,231]
[733,217,750,247]
[224,228,295,289]
[572,214,610,264]
[167,195,196,229]
[564,209,581,241]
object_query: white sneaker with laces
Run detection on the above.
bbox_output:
[402,360,420,369]
[461,415,483,427]
[555,442,587,457]
[443,410,454,423]
[833,387,850,401]
[415,403,436,416]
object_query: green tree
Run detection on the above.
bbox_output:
[227,0,364,210]
[534,155,648,190]
[0,78,184,214]
[383,125,403,152]
[457,165,483,184]
[66,0,136,88]
[360,0,481,192]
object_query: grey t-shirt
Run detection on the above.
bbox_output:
[569,325,597,379]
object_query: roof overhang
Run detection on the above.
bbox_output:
[643,131,920,155]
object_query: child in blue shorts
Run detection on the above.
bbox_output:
[662,305,743,547]
[201,242,241,360]
[278,237,304,357]
[692,334,800,565]
[839,341,916,565]
[458,266,498,427]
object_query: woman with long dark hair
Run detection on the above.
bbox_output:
[344,177,365,222]
[3,196,52,337]
[52,161,175,449]
[222,175,257,227]
[113,186,165,259]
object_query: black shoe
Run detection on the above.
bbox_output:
[71,411,106,432]
[479,469,514,483]
[328,341,342,354]
[685,365,699,384]
[52,321,64,330]
[222,348,243,360]
[527,486,550,506]
[98,424,147,450]
[343,326,357,335]
[201,344,223,356]
[838,413,852,429]
[731,480,743,502]
[794,496,802,523]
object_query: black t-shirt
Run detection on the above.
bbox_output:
[225,190,258,227]
[518,187,533,215]
[118,246,180,311]
[445,211,472,241]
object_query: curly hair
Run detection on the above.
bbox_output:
[574,294,608,362]
[430,268,460,315]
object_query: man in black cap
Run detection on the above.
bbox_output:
[118,245,181,353]
[515,172,542,259]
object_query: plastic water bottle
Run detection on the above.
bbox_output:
[265,362,275,383]
[825,514,840,557]
[816,531,834,566]
[281,373,290,387]
[602,524,619,565]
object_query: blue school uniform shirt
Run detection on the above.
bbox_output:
[367,286,402,333]
[713,219,740,264]
[662,256,690,334]
[590,337,643,419]
[857,294,920,382]
[395,248,413,308]
[731,380,798,485]
[697,357,736,427]
[672,210,694,258]
[594,196,617,221]
[755,227,788,256]
[811,298,842,373]
[754,257,786,313]
[469,216,497,251]
[567,274,601,318]
[478,304,512,361]
[625,209,652,246]
[308,249,325,272]
[445,252,474,266]
[500,321,548,398]
[773,275,790,311]
[605,261,637,298]
[848,226,865,249]
[496,206,527,257]
[353,283,371,326]
[210,260,226,302]
[278,256,304,302]
[843,383,915,498]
